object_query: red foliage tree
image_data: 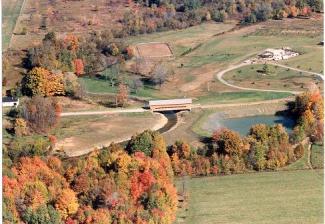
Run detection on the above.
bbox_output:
[73,59,84,76]
[130,170,156,201]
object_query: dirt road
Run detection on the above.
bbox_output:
[61,108,147,117]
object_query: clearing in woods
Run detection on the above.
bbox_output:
[175,170,324,224]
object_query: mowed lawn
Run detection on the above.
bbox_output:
[175,170,323,224]
[223,64,323,92]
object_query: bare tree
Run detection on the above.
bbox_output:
[22,96,61,133]
[132,79,143,94]
[150,64,169,88]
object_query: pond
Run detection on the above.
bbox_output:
[202,114,295,136]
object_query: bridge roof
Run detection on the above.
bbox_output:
[149,98,192,106]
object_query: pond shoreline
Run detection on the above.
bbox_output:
[192,101,294,137]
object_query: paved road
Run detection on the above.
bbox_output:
[216,61,323,95]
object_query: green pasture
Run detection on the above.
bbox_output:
[175,170,324,224]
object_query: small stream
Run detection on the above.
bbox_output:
[157,111,178,133]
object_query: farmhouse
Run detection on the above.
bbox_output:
[148,99,192,112]
[2,97,19,107]
[258,47,299,61]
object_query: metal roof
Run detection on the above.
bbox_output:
[149,98,192,106]
[2,97,19,103]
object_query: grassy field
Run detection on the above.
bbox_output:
[311,144,324,169]
[2,0,24,49]
[175,170,324,224]
[80,77,163,99]
[223,64,323,92]
[127,22,236,57]
[185,18,323,70]
[195,91,293,104]
[124,17,323,104]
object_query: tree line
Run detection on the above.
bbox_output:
[113,0,323,37]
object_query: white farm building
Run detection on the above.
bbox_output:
[2,97,19,107]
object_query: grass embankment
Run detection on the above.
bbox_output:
[281,144,310,171]
[175,170,324,224]
[195,91,292,104]
[2,0,24,49]
[191,109,216,137]
[311,144,324,169]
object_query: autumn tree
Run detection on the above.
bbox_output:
[212,128,243,156]
[55,189,79,219]
[293,88,324,141]
[23,67,65,97]
[73,59,84,76]
[14,118,28,136]
[249,141,267,170]
[64,34,79,51]
[115,83,128,107]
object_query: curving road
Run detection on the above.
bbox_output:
[216,61,323,95]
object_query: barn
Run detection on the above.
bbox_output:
[148,99,192,112]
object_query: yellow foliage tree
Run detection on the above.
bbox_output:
[14,118,28,136]
[24,67,65,96]
[55,188,79,219]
